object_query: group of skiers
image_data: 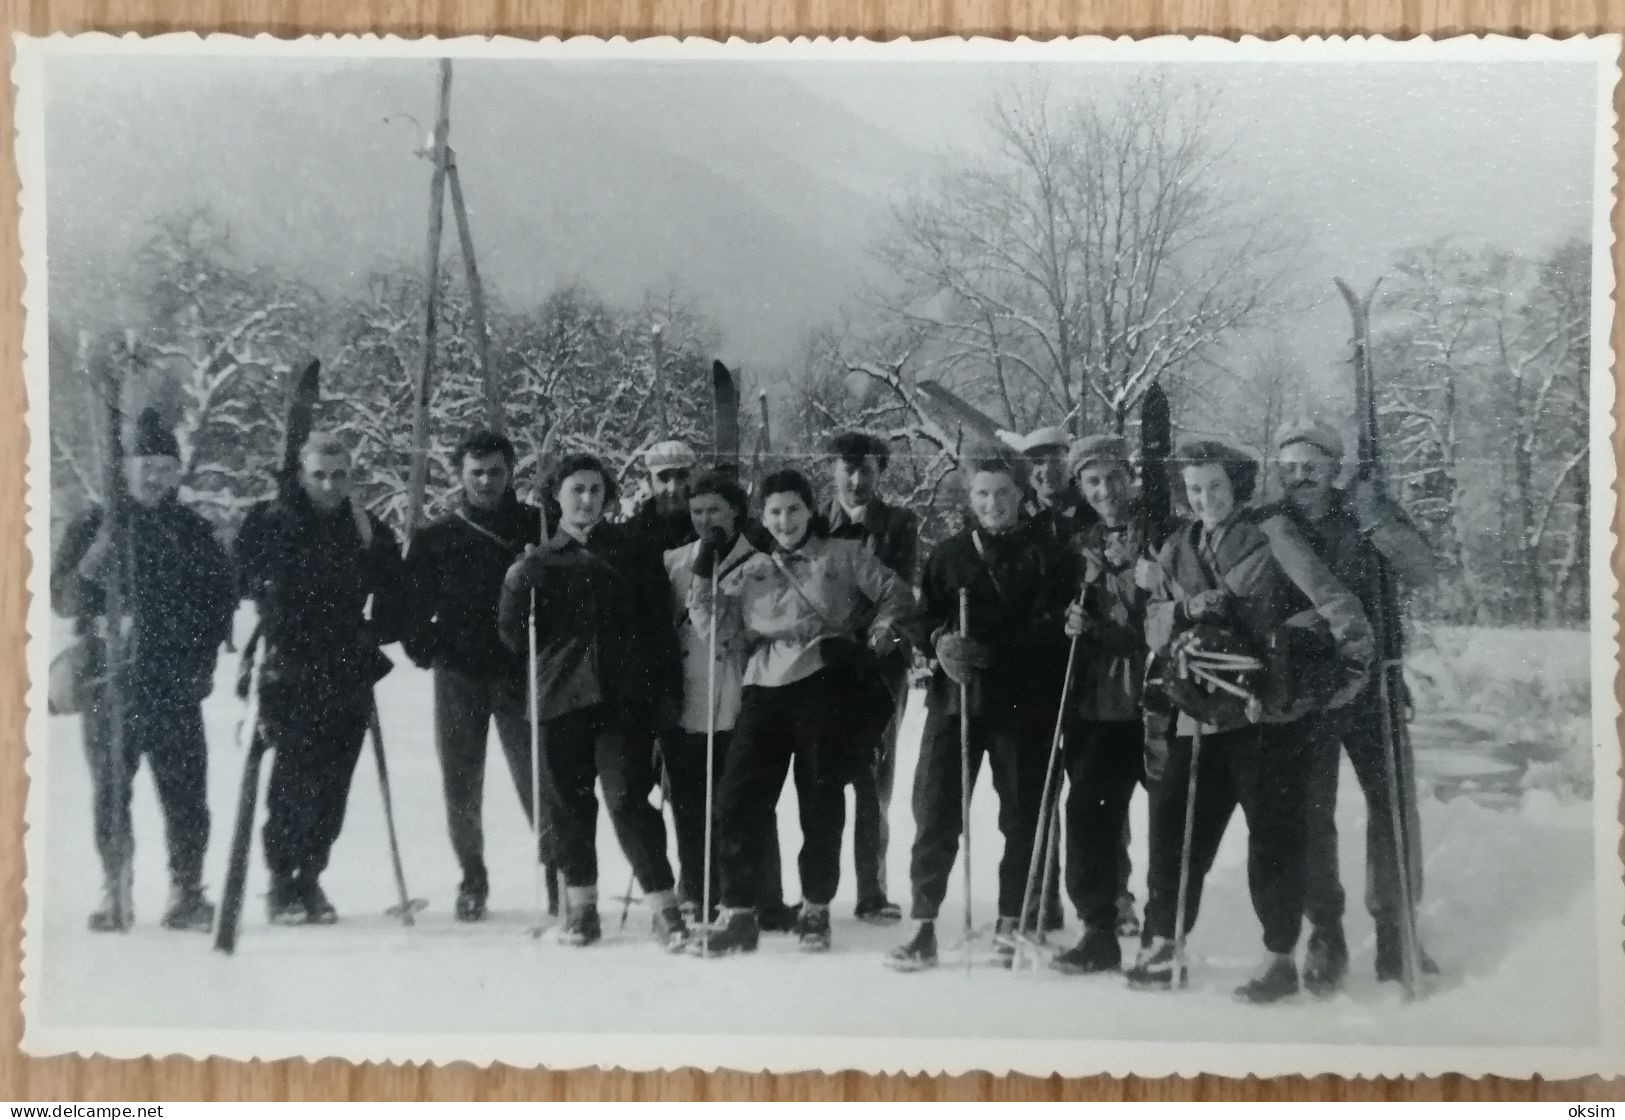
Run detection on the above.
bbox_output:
[51,401,1438,1004]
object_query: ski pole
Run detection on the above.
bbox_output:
[527,584,550,937]
[214,639,267,955]
[1016,627,1080,964]
[959,588,973,975]
[701,558,720,956]
[1172,725,1203,990]
[368,699,427,924]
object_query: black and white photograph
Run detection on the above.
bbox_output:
[14,33,1623,1076]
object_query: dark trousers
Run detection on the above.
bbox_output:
[82,683,210,889]
[907,702,1048,922]
[717,672,848,909]
[538,704,675,893]
[852,663,908,904]
[1303,691,1425,929]
[662,729,786,909]
[432,666,538,883]
[261,684,370,882]
[1062,719,1144,930]
[1143,722,1314,955]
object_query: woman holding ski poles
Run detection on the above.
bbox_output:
[686,468,912,956]
[496,452,688,951]
[1131,439,1374,1004]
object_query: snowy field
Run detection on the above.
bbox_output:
[25,613,1607,1064]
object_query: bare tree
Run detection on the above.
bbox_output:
[875,73,1299,436]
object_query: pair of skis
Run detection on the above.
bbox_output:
[213,361,426,955]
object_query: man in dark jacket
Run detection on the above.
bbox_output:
[626,439,699,553]
[1019,426,1098,546]
[496,452,688,950]
[50,408,235,932]
[823,430,919,925]
[1052,435,1152,975]
[402,429,555,922]
[1273,417,1439,990]
[886,456,1073,971]
[234,431,404,926]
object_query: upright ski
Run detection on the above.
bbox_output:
[1334,276,1425,1000]
[1138,381,1174,550]
[214,359,321,955]
[712,360,741,474]
[97,340,134,932]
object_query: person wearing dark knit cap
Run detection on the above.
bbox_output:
[49,407,236,932]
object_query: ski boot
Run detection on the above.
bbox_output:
[759,899,801,934]
[653,905,692,953]
[884,922,939,972]
[1125,937,1186,990]
[795,904,832,952]
[559,903,603,947]
[1302,922,1349,995]
[455,873,488,923]
[1375,921,1441,983]
[1050,925,1122,976]
[1234,952,1300,1005]
[1116,894,1142,939]
[160,882,216,933]
[692,907,759,956]
[990,915,1023,966]
[86,869,134,933]
[267,876,306,926]
[300,877,338,925]
[855,896,903,925]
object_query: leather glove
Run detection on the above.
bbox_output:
[1182,589,1232,623]
[934,632,990,686]
[693,532,725,579]
[867,625,901,656]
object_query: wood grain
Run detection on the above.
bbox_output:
[2,0,1622,1101]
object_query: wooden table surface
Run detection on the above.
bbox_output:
[1,0,1622,1101]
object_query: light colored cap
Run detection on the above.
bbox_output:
[644,440,698,472]
[1274,416,1345,460]
[1068,434,1130,475]
[1018,425,1071,454]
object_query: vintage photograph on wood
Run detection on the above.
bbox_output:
[13,32,1623,1078]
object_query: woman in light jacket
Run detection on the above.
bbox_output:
[687,468,913,955]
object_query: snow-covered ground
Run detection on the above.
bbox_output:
[23,614,1613,1069]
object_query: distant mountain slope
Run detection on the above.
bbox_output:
[42,56,935,369]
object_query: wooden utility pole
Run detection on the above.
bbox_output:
[406,59,452,541]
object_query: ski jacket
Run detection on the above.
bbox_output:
[51,498,235,700]
[826,496,920,689]
[907,522,1074,719]
[687,533,913,691]
[497,521,681,726]
[402,492,543,678]
[665,533,757,733]
[1026,487,1098,547]
[627,498,697,554]
[1265,490,1434,663]
[1066,512,1151,724]
[233,490,404,696]
[1146,508,1374,734]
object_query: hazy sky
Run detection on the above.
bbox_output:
[39,50,1604,399]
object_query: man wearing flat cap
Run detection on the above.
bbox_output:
[1019,426,1098,546]
[50,407,236,933]
[630,439,701,553]
[1272,414,1438,992]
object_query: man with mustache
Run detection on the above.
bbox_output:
[1273,417,1439,992]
